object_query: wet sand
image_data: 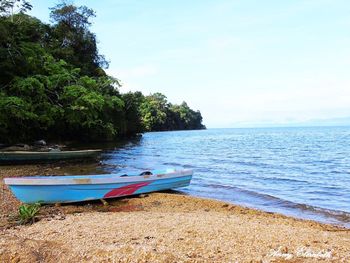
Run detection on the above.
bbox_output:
[1,165,350,262]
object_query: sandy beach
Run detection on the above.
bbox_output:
[1,165,349,262]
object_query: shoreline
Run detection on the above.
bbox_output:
[1,164,350,262]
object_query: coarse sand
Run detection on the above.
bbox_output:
[1,165,350,262]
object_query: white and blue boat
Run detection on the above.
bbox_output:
[4,169,193,204]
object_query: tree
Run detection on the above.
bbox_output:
[0,13,51,87]
[139,93,205,131]
[0,2,205,143]
[49,2,108,77]
[0,0,32,17]
[122,91,145,135]
[140,93,169,131]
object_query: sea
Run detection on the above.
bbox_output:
[98,126,350,228]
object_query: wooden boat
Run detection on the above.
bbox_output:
[0,149,102,164]
[4,169,193,204]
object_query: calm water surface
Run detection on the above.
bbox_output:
[99,127,350,227]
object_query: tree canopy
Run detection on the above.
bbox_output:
[0,1,205,144]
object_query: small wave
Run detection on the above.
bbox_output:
[205,183,283,202]
[232,161,264,167]
[293,204,350,223]
[183,164,198,169]
[163,162,180,166]
[260,176,310,184]
[304,190,343,197]
[162,162,198,169]
[309,171,323,175]
[330,170,348,175]
[320,185,345,191]
[203,183,350,225]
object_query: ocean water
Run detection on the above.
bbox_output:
[100,127,350,227]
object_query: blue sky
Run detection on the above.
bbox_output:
[30,0,350,128]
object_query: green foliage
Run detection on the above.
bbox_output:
[140,93,168,131]
[0,0,32,16]
[122,91,145,135]
[0,2,205,144]
[18,203,41,224]
[0,13,49,87]
[140,93,205,132]
[0,49,125,142]
[0,92,38,142]
[49,3,108,76]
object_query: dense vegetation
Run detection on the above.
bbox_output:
[0,1,205,144]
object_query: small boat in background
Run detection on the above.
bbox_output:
[0,149,102,164]
[4,169,193,204]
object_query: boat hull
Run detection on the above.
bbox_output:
[0,150,102,164]
[5,169,193,204]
